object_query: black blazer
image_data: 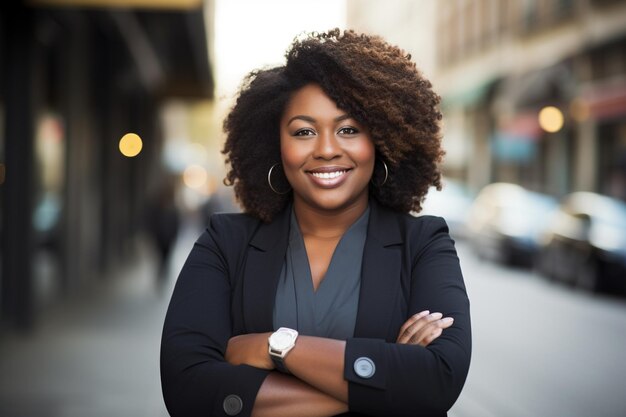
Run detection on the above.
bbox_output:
[161,200,471,417]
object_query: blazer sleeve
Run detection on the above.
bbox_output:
[160,216,269,417]
[344,216,471,416]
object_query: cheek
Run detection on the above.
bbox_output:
[279,135,305,170]
[352,141,376,170]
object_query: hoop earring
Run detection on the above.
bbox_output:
[371,159,388,187]
[267,163,291,195]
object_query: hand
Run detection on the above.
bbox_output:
[396,310,454,346]
[225,333,274,370]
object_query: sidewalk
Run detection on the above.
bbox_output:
[0,223,201,417]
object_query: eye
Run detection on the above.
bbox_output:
[294,128,315,137]
[338,126,359,135]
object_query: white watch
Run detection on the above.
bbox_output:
[268,327,298,373]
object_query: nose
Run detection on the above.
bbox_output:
[313,130,342,160]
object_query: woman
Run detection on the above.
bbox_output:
[161,29,471,417]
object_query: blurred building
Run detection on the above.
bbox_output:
[435,0,626,198]
[347,0,437,79]
[0,0,215,330]
[348,0,626,201]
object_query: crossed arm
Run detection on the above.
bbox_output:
[161,216,471,417]
[226,310,454,417]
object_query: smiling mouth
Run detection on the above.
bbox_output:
[306,168,352,188]
[310,170,348,179]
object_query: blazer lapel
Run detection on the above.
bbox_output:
[354,200,404,339]
[242,206,291,332]
[241,200,404,337]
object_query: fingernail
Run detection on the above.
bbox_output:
[413,310,430,319]
[441,317,454,324]
[430,312,443,320]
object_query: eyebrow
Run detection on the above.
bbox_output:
[286,114,352,126]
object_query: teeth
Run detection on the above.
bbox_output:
[311,170,346,179]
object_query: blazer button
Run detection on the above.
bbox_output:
[354,357,376,379]
[223,394,243,416]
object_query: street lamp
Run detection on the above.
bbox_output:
[538,106,564,133]
[119,133,143,157]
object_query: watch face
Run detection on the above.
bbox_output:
[270,331,294,350]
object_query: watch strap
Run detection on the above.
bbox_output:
[268,328,298,374]
[270,353,290,374]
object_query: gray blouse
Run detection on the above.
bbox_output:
[273,207,370,340]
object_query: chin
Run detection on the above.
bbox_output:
[302,192,367,213]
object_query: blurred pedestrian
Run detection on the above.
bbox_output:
[161,29,471,417]
[608,153,626,201]
[200,183,241,223]
[145,174,180,289]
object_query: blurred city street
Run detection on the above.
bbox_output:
[2,1,626,416]
[0,220,201,417]
[451,242,626,417]
[1,225,625,417]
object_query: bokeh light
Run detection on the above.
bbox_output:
[570,98,590,122]
[119,133,143,157]
[538,106,564,133]
[183,164,208,189]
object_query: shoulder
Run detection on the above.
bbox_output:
[374,202,450,242]
[202,205,291,254]
[380,208,453,254]
[190,212,264,275]
[401,213,450,238]
[204,212,262,247]
[209,211,261,233]
[401,215,457,267]
[192,212,261,255]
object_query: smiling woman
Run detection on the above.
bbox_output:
[161,29,471,417]
[280,84,375,215]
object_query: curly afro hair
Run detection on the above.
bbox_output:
[223,29,444,222]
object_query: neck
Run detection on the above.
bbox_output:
[293,196,369,239]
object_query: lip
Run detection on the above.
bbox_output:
[305,166,352,189]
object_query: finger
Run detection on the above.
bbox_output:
[397,311,434,343]
[398,313,442,343]
[420,328,443,346]
[406,323,439,345]
[397,310,429,341]
[439,317,454,329]
[397,312,441,343]
[398,310,429,335]
[404,316,453,345]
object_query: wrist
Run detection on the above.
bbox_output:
[268,327,299,373]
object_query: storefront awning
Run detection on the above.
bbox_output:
[441,77,500,108]
[583,84,626,121]
[499,111,542,139]
[496,63,575,110]
[491,111,542,162]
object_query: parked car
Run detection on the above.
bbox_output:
[537,192,626,294]
[419,178,473,239]
[466,183,558,266]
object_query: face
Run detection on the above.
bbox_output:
[280,83,375,213]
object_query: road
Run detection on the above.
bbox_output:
[1,229,625,416]
[450,242,626,417]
